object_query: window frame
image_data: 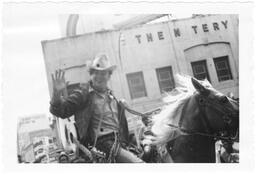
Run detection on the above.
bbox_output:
[156,66,175,94]
[213,56,233,82]
[191,60,211,82]
[126,71,147,99]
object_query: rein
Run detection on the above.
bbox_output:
[122,105,151,124]
[167,123,238,141]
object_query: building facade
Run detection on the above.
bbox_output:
[117,14,238,113]
[42,14,238,137]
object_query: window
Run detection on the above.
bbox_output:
[156,66,175,93]
[48,138,53,144]
[53,137,57,143]
[213,56,233,82]
[126,72,147,99]
[33,141,43,148]
[37,148,44,154]
[48,145,54,151]
[191,60,211,82]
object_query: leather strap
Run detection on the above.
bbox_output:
[197,96,215,134]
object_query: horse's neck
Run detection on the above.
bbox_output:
[172,95,217,162]
[171,96,215,163]
[170,134,216,163]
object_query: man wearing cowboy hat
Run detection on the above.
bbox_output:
[50,53,144,163]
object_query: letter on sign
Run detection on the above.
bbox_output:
[135,35,142,44]
[202,24,209,32]
[191,26,198,34]
[157,31,164,40]
[221,20,228,29]
[146,33,153,42]
[213,22,219,31]
[173,28,181,37]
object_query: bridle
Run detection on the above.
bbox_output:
[171,92,239,141]
[121,92,239,141]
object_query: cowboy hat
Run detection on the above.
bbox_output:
[89,53,117,72]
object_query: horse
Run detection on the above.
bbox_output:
[142,75,239,163]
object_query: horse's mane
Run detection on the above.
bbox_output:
[149,74,211,145]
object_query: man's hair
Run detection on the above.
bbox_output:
[89,68,113,76]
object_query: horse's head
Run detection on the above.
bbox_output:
[191,78,239,140]
[143,75,239,148]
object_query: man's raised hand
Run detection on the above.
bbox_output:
[51,69,68,92]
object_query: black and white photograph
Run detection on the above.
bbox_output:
[1,0,255,174]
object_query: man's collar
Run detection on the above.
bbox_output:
[88,80,113,96]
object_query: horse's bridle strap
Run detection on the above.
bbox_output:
[197,95,237,116]
[195,94,238,141]
[168,123,237,141]
[121,98,237,141]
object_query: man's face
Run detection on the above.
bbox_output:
[91,70,111,89]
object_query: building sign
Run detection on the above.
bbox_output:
[174,20,228,37]
[134,20,229,44]
[135,31,165,44]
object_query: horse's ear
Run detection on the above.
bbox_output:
[191,77,208,95]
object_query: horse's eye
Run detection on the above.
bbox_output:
[220,96,228,103]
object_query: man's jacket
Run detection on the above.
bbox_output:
[50,83,129,146]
